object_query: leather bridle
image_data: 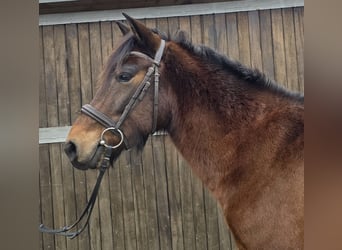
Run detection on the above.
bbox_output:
[82,39,165,149]
[39,39,166,238]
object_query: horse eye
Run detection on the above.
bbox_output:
[117,72,133,82]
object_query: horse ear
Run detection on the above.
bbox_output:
[122,13,161,53]
[114,21,130,35]
[174,30,190,43]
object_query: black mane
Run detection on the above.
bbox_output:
[153,28,303,102]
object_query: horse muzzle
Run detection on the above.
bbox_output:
[64,127,125,170]
[64,141,103,170]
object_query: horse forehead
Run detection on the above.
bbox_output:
[118,54,152,70]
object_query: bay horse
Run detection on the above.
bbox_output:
[64,14,304,249]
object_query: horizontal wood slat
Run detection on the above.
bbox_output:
[39,126,167,144]
[39,0,304,26]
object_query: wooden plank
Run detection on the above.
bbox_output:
[54,24,70,126]
[112,18,124,48]
[78,23,93,104]
[248,11,263,70]
[164,135,184,250]
[293,7,304,92]
[202,14,216,48]
[203,191,220,250]
[157,17,170,41]
[89,22,103,93]
[178,16,191,43]
[98,171,114,250]
[39,175,43,250]
[177,147,195,250]
[49,143,67,250]
[215,13,228,55]
[151,135,172,250]
[191,14,209,250]
[190,16,200,45]
[119,151,137,250]
[119,150,137,250]
[130,148,149,250]
[167,16,180,38]
[65,23,82,123]
[192,175,208,250]
[100,21,113,64]
[271,8,287,87]
[237,11,251,67]
[73,169,90,250]
[141,136,160,250]
[43,26,58,127]
[108,161,125,250]
[217,207,234,250]
[84,168,101,250]
[39,144,55,250]
[85,170,102,250]
[39,27,47,128]
[282,8,299,92]
[259,9,275,81]
[225,13,240,61]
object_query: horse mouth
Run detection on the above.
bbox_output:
[70,145,122,170]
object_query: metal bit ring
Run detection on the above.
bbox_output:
[99,127,124,149]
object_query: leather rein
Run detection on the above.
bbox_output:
[39,39,166,239]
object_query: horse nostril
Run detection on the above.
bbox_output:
[64,141,78,162]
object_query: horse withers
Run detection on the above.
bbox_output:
[64,14,304,249]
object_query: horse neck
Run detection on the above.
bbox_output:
[161,44,304,249]
[162,44,300,196]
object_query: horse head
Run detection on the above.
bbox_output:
[64,15,171,170]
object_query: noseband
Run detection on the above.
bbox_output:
[39,40,166,239]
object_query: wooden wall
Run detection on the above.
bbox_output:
[39,7,304,250]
